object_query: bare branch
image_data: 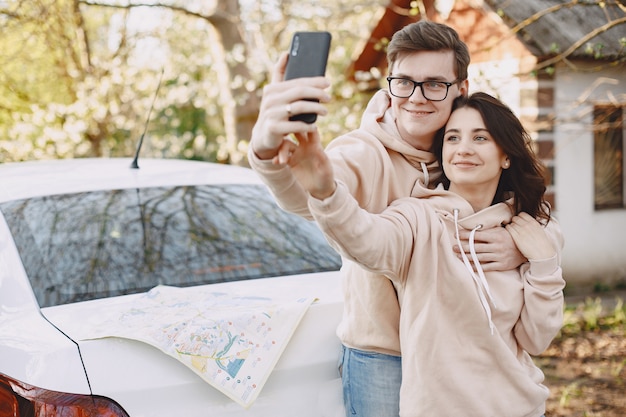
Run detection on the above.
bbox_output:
[533,16,626,71]
[73,0,92,71]
[77,0,238,25]
[474,0,625,62]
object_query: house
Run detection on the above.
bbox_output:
[350,0,626,291]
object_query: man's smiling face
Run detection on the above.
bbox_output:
[389,50,466,151]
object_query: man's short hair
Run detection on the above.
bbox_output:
[386,21,470,81]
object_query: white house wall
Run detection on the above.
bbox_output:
[554,64,626,287]
[468,59,522,114]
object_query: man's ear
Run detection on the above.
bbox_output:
[458,79,469,97]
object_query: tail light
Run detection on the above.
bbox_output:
[0,374,129,417]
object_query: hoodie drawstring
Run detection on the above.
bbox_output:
[420,162,429,187]
[453,209,497,335]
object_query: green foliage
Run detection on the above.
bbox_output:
[558,382,581,408]
[593,280,612,293]
[549,42,560,54]
[585,42,606,59]
[561,296,626,335]
[0,0,385,163]
[0,0,78,111]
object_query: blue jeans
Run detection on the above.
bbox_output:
[339,345,401,417]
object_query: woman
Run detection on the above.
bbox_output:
[285,92,565,416]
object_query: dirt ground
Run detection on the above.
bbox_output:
[536,293,626,417]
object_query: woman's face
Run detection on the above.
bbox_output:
[389,50,467,151]
[442,107,509,197]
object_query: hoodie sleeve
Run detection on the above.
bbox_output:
[247,131,390,220]
[542,215,565,265]
[247,148,314,220]
[513,228,566,355]
[325,133,391,211]
[308,181,422,284]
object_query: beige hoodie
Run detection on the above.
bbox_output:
[308,180,565,417]
[249,90,439,355]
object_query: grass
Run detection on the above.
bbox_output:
[560,296,626,334]
[539,294,626,417]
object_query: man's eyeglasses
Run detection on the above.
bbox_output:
[386,77,458,101]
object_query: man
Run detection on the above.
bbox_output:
[248,21,525,417]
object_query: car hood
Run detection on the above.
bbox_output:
[42,272,344,416]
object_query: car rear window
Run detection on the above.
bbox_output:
[1,184,341,307]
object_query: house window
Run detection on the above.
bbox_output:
[594,105,625,210]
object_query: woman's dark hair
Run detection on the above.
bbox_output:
[433,92,551,222]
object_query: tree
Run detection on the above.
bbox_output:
[0,0,382,164]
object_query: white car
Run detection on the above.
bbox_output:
[0,158,345,416]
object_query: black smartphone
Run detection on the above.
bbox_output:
[284,31,332,124]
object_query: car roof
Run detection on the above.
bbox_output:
[0,158,263,203]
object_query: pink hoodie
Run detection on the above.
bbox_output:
[308,180,565,417]
[249,90,439,355]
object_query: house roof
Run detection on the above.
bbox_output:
[350,0,626,79]
[483,0,626,60]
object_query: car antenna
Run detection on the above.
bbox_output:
[130,68,165,169]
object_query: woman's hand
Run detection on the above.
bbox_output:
[505,212,556,261]
[278,129,336,200]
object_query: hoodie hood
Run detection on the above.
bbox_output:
[409,181,514,227]
[409,180,515,334]
[360,90,438,173]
